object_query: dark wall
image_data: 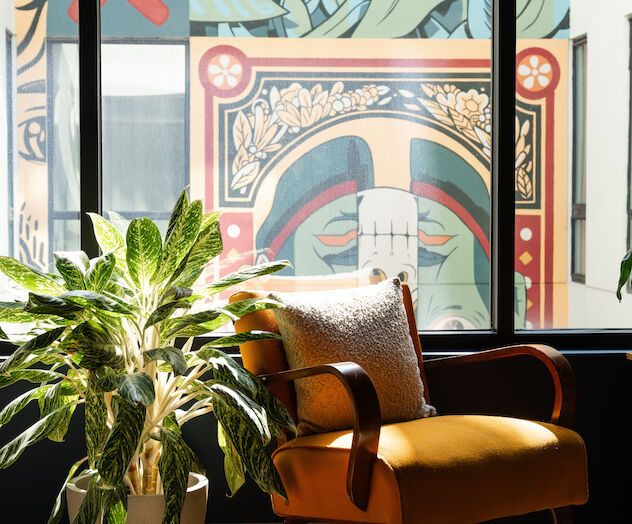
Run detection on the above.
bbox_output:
[0,352,629,523]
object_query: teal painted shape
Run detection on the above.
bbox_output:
[47,0,189,37]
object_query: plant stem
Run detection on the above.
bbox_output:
[176,405,213,425]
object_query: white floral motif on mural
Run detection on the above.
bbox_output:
[417,83,534,201]
[228,80,534,201]
[230,82,390,194]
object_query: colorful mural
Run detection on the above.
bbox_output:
[8,0,570,328]
[192,38,568,329]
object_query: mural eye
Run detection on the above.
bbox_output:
[17,111,46,163]
[316,229,358,247]
[418,230,453,246]
[432,316,477,330]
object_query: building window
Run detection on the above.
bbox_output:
[4,30,15,259]
[47,41,189,263]
[571,36,587,283]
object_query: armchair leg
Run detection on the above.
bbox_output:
[551,506,574,524]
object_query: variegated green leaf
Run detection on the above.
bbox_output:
[46,458,90,524]
[171,218,222,286]
[0,402,76,468]
[201,348,294,436]
[165,189,189,243]
[88,213,128,275]
[116,373,155,406]
[161,287,193,303]
[214,401,286,499]
[126,218,162,288]
[223,297,284,318]
[209,383,270,442]
[201,210,221,231]
[54,251,89,290]
[94,365,119,393]
[102,483,127,524]
[0,384,52,428]
[86,379,109,469]
[163,307,238,340]
[0,368,61,389]
[164,299,281,341]
[251,377,297,437]
[38,381,79,442]
[25,293,84,318]
[0,326,66,375]
[97,396,146,488]
[617,249,632,301]
[163,314,232,339]
[72,474,102,524]
[217,422,245,497]
[60,321,120,369]
[145,301,191,329]
[153,200,203,285]
[0,325,8,340]
[85,253,116,293]
[200,260,291,296]
[61,290,136,315]
[144,346,187,376]
[158,428,192,524]
[0,301,70,324]
[200,330,283,348]
[0,256,66,295]
[196,348,256,395]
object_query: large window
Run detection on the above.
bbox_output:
[4,1,632,351]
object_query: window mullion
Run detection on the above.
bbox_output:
[491,0,516,337]
[78,0,102,258]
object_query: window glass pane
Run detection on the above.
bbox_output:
[0,4,79,307]
[517,0,632,328]
[189,8,493,330]
[50,42,80,254]
[572,40,586,205]
[101,43,187,229]
[572,218,585,277]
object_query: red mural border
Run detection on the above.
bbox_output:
[516,46,559,326]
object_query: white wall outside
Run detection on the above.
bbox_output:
[567,0,632,327]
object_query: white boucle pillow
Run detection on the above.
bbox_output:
[270,278,436,434]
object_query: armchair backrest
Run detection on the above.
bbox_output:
[229,282,430,422]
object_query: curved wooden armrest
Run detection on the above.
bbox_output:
[259,362,381,511]
[424,344,576,427]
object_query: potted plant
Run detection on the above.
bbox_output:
[0,189,295,523]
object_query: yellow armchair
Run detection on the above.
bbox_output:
[229,284,588,524]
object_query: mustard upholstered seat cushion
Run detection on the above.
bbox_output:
[270,278,435,434]
[271,415,588,524]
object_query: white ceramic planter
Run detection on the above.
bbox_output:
[66,472,208,524]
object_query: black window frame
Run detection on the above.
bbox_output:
[2,0,631,356]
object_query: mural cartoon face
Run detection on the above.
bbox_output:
[255,117,498,329]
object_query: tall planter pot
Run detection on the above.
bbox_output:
[66,472,209,524]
